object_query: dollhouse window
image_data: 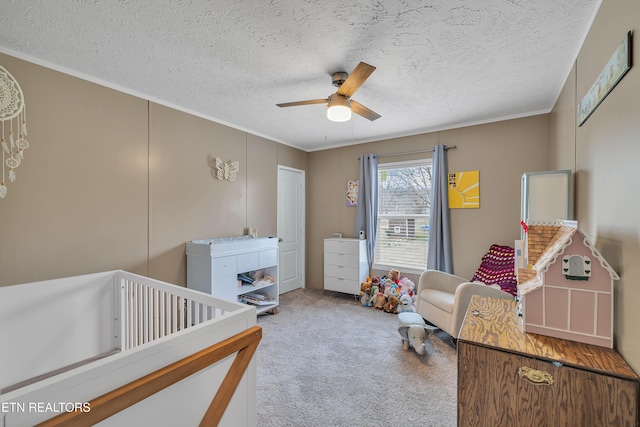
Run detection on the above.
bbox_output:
[562,254,591,281]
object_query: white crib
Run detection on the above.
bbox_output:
[0,270,260,427]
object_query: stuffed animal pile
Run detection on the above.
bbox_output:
[359,269,416,314]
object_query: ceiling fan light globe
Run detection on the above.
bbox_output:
[327,94,352,122]
[327,105,351,122]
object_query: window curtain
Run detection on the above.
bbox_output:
[354,154,378,268]
[427,145,453,273]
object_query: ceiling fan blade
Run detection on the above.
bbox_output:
[351,100,381,121]
[276,99,327,108]
[336,62,376,98]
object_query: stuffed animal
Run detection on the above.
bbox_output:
[360,280,373,307]
[388,268,400,284]
[368,285,379,307]
[387,283,400,298]
[373,291,387,310]
[378,279,386,295]
[398,293,415,313]
[398,312,435,355]
[384,295,400,314]
[398,277,415,297]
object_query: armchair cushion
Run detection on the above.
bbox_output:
[420,289,455,313]
[470,244,518,296]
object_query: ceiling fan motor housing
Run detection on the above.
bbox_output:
[331,72,349,87]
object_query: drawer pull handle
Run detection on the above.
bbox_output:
[517,366,554,385]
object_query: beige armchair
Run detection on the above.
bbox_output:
[415,269,514,339]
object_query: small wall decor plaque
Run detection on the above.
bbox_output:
[346,179,359,206]
[209,156,239,181]
[578,31,632,126]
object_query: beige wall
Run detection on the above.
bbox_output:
[0,53,307,287]
[550,0,640,371]
[550,64,577,172]
[307,115,550,287]
[0,54,149,285]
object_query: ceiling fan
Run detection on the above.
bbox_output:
[276,62,381,122]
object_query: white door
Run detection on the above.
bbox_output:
[277,166,305,294]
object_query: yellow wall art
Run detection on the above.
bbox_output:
[448,170,480,209]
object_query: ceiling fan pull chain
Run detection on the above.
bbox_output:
[352,118,355,144]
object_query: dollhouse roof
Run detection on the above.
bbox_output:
[518,220,620,295]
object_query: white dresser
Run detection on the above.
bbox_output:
[324,238,369,295]
[186,236,279,314]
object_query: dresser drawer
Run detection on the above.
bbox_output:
[324,239,359,255]
[324,251,359,267]
[324,264,360,281]
[211,256,236,278]
[237,252,259,272]
[324,276,360,294]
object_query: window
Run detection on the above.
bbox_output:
[373,159,432,273]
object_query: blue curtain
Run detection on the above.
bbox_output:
[427,145,453,273]
[354,154,378,268]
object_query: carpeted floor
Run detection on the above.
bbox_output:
[255,288,457,427]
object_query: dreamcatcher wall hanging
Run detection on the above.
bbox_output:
[0,65,30,199]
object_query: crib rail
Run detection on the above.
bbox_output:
[36,326,262,427]
[116,271,243,351]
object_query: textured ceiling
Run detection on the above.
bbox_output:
[0,0,599,151]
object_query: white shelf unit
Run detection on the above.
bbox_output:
[186,236,279,315]
[324,238,369,295]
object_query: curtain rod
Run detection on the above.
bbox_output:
[358,145,456,160]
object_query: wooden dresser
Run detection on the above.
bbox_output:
[457,295,639,427]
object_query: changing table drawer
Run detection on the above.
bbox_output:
[211,256,236,278]
[237,252,259,272]
[259,249,278,268]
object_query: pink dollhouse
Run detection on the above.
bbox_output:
[517,220,619,348]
